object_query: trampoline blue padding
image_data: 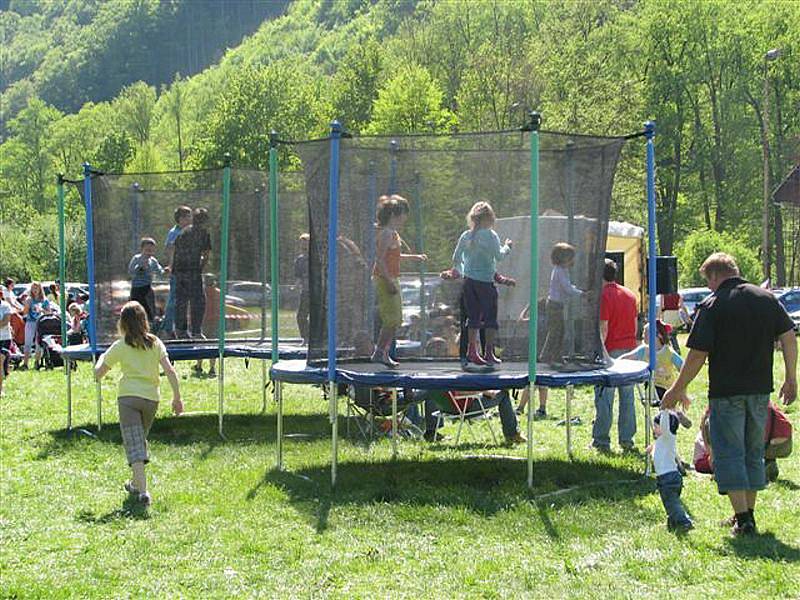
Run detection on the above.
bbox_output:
[63,339,423,362]
[62,341,308,362]
[269,358,650,390]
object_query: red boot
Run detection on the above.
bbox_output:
[483,344,502,365]
[466,343,488,366]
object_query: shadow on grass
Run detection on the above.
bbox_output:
[38,413,331,459]
[726,532,800,562]
[771,478,800,491]
[257,457,654,534]
[76,496,150,524]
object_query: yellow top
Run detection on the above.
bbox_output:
[100,337,168,402]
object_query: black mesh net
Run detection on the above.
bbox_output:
[73,168,269,346]
[290,130,626,370]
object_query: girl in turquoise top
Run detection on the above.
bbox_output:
[451,201,512,366]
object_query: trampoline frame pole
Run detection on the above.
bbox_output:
[413,172,428,352]
[391,388,398,459]
[328,121,342,487]
[566,384,574,459]
[57,175,71,431]
[526,112,542,489]
[268,132,280,415]
[645,121,657,476]
[218,154,232,439]
[83,163,102,431]
[276,380,283,470]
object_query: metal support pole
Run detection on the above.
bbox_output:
[66,359,72,431]
[566,384,574,459]
[57,174,70,430]
[645,120,657,476]
[218,154,232,439]
[391,388,398,459]
[93,354,102,431]
[261,360,268,414]
[644,382,652,476]
[526,111,542,489]
[276,380,284,470]
[328,121,343,487]
[330,381,339,487]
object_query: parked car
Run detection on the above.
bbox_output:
[775,288,800,315]
[227,281,271,307]
[789,310,800,333]
[679,287,712,315]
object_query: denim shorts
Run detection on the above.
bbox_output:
[708,393,769,494]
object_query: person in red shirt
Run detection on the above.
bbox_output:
[592,259,639,451]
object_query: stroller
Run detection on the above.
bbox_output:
[36,314,64,369]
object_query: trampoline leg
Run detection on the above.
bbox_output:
[527,383,535,489]
[92,355,102,432]
[66,358,72,432]
[391,388,398,459]
[566,384,574,460]
[218,356,225,439]
[330,382,338,488]
[644,381,653,476]
[261,360,268,414]
[276,380,283,470]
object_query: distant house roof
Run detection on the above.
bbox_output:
[774,164,799,206]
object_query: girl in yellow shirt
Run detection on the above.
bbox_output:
[95,301,182,506]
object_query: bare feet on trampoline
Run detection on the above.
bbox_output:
[371,349,399,369]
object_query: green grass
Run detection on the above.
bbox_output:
[1,336,799,598]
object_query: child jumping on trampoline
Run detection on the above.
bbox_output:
[372,195,427,368]
[128,237,168,323]
[451,201,512,367]
[95,301,182,507]
[539,242,585,366]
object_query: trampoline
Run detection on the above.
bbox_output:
[56,158,303,436]
[268,115,660,488]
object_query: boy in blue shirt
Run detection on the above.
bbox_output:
[128,237,167,323]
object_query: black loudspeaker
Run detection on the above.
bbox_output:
[604,251,625,285]
[646,256,678,294]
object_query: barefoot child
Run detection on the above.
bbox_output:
[372,195,427,368]
[128,237,167,323]
[451,201,512,366]
[95,301,182,506]
[539,242,584,366]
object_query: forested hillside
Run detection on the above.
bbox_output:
[1,0,288,124]
[1,0,798,286]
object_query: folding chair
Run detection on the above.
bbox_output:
[432,390,499,444]
[345,386,424,441]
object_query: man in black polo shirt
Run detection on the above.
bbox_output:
[662,252,796,536]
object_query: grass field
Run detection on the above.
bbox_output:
[1,336,798,598]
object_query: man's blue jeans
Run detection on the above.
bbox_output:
[162,275,176,334]
[709,393,769,494]
[592,349,636,448]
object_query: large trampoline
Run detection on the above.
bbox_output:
[269,115,659,488]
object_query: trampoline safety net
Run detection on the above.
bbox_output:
[73,168,273,347]
[287,130,626,369]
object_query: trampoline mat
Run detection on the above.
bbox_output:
[270,358,649,390]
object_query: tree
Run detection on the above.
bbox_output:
[367,63,455,134]
[329,37,383,133]
[677,229,761,287]
[114,82,157,146]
